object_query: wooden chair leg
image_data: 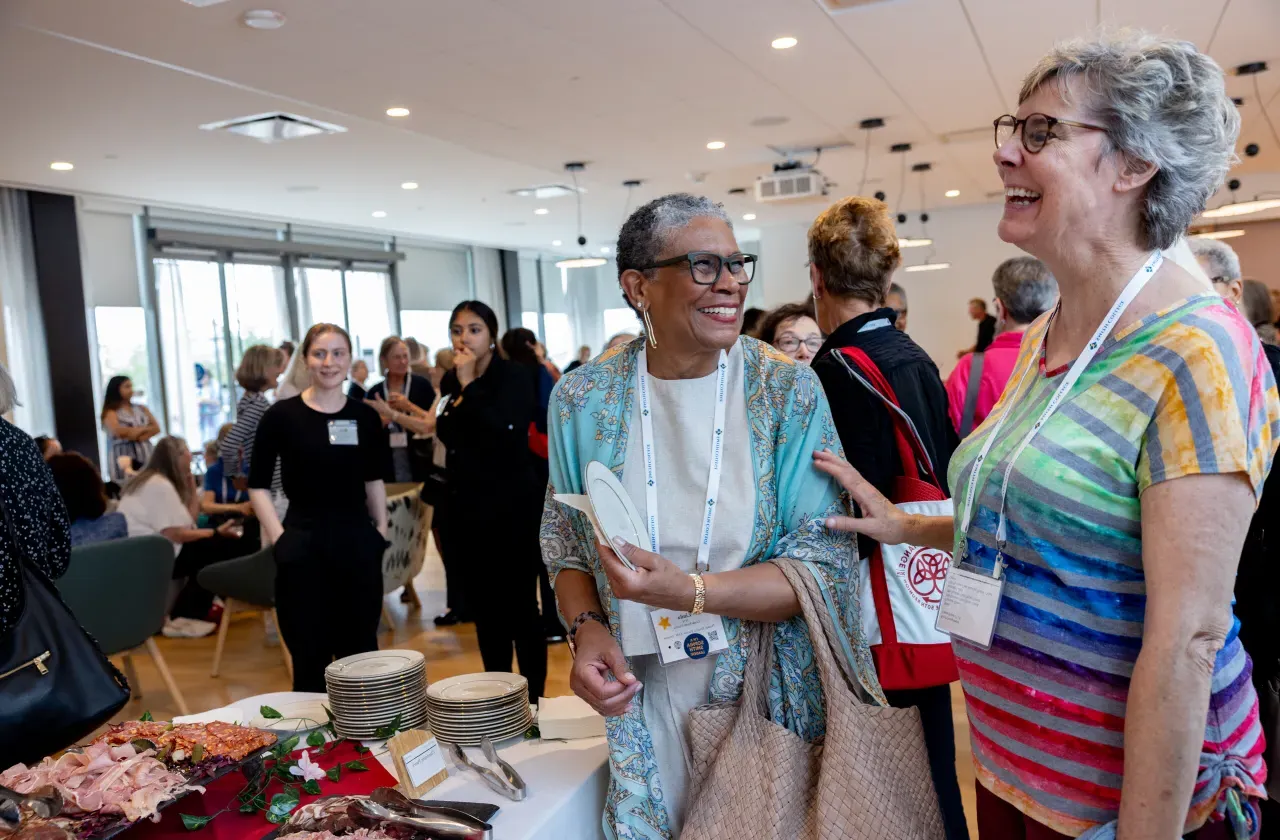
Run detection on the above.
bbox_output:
[381,600,394,630]
[145,637,190,716]
[272,609,293,684]
[404,585,422,609]
[121,654,142,699]
[211,599,236,678]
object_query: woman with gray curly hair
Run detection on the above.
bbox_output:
[813,31,1279,839]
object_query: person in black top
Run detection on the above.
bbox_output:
[249,322,391,692]
[807,196,967,840]
[436,302,547,700]
[365,336,436,483]
[957,298,997,357]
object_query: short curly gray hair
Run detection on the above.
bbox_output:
[1187,236,1241,282]
[616,193,732,282]
[991,257,1059,324]
[1019,30,1240,251]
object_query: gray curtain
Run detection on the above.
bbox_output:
[0,188,54,434]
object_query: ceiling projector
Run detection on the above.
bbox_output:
[754,160,829,203]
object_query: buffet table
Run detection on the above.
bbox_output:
[216,692,609,840]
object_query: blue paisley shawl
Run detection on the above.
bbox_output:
[539,336,886,840]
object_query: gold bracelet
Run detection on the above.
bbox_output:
[690,573,707,615]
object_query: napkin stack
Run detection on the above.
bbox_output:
[537,695,606,740]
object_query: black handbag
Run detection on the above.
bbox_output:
[418,460,450,507]
[0,495,130,768]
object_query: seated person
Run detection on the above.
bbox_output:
[47,452,128,547]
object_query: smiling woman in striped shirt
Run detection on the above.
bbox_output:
[815,31,1279,840]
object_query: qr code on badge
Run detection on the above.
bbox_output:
[709,630,719,641]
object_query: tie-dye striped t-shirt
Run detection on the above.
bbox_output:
[947,294,1280,836]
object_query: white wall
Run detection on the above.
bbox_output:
[755,201,1023,375]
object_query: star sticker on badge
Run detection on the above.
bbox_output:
[658,616,671,630]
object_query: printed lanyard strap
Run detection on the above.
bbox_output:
[637,346,729,573]
[957,250,1164,570]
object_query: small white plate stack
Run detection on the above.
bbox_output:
[325,650,428,739]
[426,673,533,746]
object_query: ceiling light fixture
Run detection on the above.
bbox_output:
[743,213,757,221]
[945,189,960,198]
[771,36,798,49]
[371,211,387,218]
[556,162,608,269]
[241,9,286,29]
[401,181,419,190]
[49,161,74,171]
[385,107,410,118]
[706,141,726,150]
[898,237,932,248]
[534,208,549,215]
[552,240,563,246]
[1202,198,1280,218]
[1192,229,1246,240]
[904,261,951,273]
[600,246,611,254]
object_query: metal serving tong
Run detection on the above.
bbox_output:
[0,786,62,834]
[446,739,527,802]
[354,792,492,840]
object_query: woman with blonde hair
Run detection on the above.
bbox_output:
[365,336,436,483]
[221,345,285,512]
[118,436,246,637]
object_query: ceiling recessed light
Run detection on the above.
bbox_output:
[371,211,387,218]
[600,246,611,254]
[898,237,932,248]
[771,36,798,50]
[385,107,410,118]
[552,240,563,246]
[49,161,74,171]
[743,213,757,221]
[242,9,286,29]
[401,181,419,190]
[534,208,550,215]
[945,189,961,198]
[706,141,726,150]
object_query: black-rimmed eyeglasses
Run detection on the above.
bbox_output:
[994,113,1107,154]
[638,251,757,285]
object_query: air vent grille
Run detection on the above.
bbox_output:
[199,112,347,144]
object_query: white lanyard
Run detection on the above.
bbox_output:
[958,250,1163,569]
[637,346,729,573]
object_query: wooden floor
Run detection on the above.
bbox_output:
[110,544,978,836]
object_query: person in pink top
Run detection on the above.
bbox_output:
[946,256,1057,435]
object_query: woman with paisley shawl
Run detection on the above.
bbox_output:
[540,194,884,839]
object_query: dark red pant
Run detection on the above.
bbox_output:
[976,783,1253,839]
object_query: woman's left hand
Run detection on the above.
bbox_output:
[365,395,394,420]
[599,538,694,611]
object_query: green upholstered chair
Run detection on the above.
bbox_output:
[196,546,292,681]
[57,535,190,715]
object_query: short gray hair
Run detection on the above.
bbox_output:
[1019,31,1240,251]
[616,193,732,282]
[0,362,17,416]
[992,256,1059,324]
[887,282,906,305]
[1188,237,1241,282]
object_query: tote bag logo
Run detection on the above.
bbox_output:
[898,546,950,607]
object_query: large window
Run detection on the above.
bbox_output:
[400,310,453,359]
[295,265,395,370]
[94,306,152,403]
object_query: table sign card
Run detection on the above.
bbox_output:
[387,729,449,798]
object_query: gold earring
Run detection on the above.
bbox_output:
[642,306,657,348]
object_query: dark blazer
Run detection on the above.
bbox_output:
[366,373,435,412]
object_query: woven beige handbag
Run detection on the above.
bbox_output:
[682,560,945,840]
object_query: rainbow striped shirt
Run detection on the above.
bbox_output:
[947,294,1280,836]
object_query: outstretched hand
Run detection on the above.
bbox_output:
[812,449,909,545]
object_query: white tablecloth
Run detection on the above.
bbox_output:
[216,692,608,840]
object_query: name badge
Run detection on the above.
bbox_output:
[389,431,409,448]
[934,561,1005,649]
[328,419,359,446]
[648,609,729,666]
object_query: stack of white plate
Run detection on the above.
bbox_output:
[324,650,428,739]
[426,673,533,746]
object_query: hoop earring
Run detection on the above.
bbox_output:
[642,308,657,348]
